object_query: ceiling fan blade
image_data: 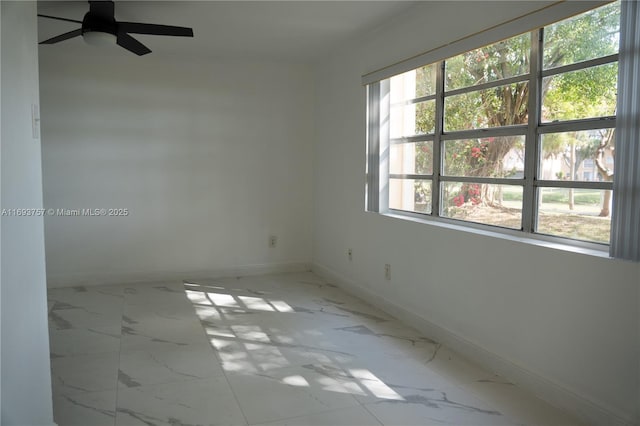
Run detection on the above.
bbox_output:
[39,28,83,44]
[37,14,83,24]
[116,32,151,56]
[89,1,114,18]
[118,22,193,37]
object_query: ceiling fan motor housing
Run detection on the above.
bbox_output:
[82,11,117,36]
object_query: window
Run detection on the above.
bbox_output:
[367,2,620,246]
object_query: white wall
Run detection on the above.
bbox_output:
[1,1,55,424]
[312,2,639,425]
[39,50,314,287]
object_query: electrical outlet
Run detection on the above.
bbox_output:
[384,264,391,280]
[348,248,353,261]
[269,235,277,248]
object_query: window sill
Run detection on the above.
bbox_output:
[380,211,612,259]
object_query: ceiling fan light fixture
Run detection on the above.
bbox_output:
[82,30,116,46]
[38,0,193,56]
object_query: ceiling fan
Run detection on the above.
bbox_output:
[38,0,194,56]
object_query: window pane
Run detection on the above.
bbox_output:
[444,82,528,131]
[537,188,611,243]
[389,179,432,214]
[540,129,615,182]
[390,100,435,138]
[390,63,438,102]
[390,142,433,175]
[443,136,525,178]
[543,1,620,70]
[446,33,530,91]
[542,63,617,123]
[441,182,522,229]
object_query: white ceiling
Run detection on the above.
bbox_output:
[37,1,417,62]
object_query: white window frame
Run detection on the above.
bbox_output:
[366,1,620,252]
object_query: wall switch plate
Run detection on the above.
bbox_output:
[348,248,353,261]
[384,264,391,280]
[269,235,277,248]
[32,103,40,139]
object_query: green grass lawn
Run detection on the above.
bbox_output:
[449,200,610,244]
[502,187,602,205]
[537,213,610,243]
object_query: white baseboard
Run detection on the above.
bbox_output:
[47,262,311,288]
[311,261,634,426]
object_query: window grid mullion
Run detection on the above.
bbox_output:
[540,53,619,77]
[390,134,435,144]
[538,117,616,133]
[390,94,437,107]
[523,29,543,233]
[390,174,433,180]
[432,61,446,218]
[440,126,528,141]
[535,180,613,190]
[444,73,530,98]
[440,176,525,186]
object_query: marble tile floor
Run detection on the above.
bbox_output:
[48,272,583,426]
